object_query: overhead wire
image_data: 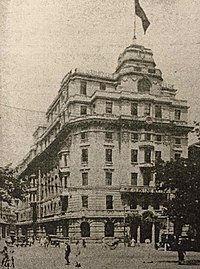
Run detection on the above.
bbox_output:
[0,103,60,115]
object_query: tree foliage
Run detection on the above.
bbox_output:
[155,157,200,236]
[0,164,29,204]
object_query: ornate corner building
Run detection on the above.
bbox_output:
[16,43,191,244]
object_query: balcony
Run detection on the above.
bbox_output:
[139,161,155,168]
[59,166,70,174]
[120,185,161,194]
[139,141,154,148]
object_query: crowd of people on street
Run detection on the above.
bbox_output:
[0,232,188,267]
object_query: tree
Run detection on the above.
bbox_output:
[0,164,29,204]
[155,157,200,240]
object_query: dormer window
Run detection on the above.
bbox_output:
[138,78,151,93]
[80,106,87,115]
[144,103,151,116]
[80,81,87,95]
[175,110,181,121]
[131,103,138,116]
[155,105,162,118]
[100,82,106,91]
[106,102,113,114]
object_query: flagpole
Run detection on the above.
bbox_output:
[133,0,137,41]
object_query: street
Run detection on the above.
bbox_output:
[5,243,200,269]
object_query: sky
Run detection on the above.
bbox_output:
[0,0,200,166]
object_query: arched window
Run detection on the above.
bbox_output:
[105,221,114,237]
[80,222,90,237]
[138,78,151,93]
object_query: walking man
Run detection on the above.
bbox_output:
[75,240,81,267]
[64,241,71,265]
[177,240,186,265]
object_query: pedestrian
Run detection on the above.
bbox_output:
[131,238,136,247]
[1,246,9,266]
[177,240,186,265]
[124,233,129,247]
[64,241,71,265]
[75,240,81,267]
[143,238,153,263]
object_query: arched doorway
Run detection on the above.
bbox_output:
[80,222,90,237]
[140,211,154,243]
[140,222,152,243]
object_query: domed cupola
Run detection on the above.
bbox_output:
[115,43,163,82]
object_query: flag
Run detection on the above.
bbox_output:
[135,0,150,34]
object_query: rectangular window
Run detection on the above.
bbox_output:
[145,133,151,141]
[175,109,181,121]
[131,149,138,163]
[106,195,113,209]
[144,103,151,116]
[61,196,68,212]
[131,103,138,116]
[131,173,137,186]
[144,149,151,163]
[82,172,88,186]
[105,148,112,163]
[81,148,88,163]
[175,138,181,145]
[105,172,112,185]
[105,132,113,140]
[100,82,106,91]
[80,106,87,115]
[81,132,88,141]
[80,81,87,95]
[131,133,139,141]
[106,102,113,114]
[155,151,162,161]
[155,135,162,142]
[64,176,68,188]
[143,170,152,186]
[82,196,88,208]
[64,154,68,166]
[155,105,162,118]
[175,153,181,160]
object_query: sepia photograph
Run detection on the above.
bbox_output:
[0,0,200,268]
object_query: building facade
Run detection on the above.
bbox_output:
[16,42,191,244]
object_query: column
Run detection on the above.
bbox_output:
[152,223,155,246]
[137,225,140,244]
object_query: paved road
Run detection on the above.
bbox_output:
[4,243,200,269]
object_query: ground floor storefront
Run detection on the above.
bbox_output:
[16,211,169,244]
